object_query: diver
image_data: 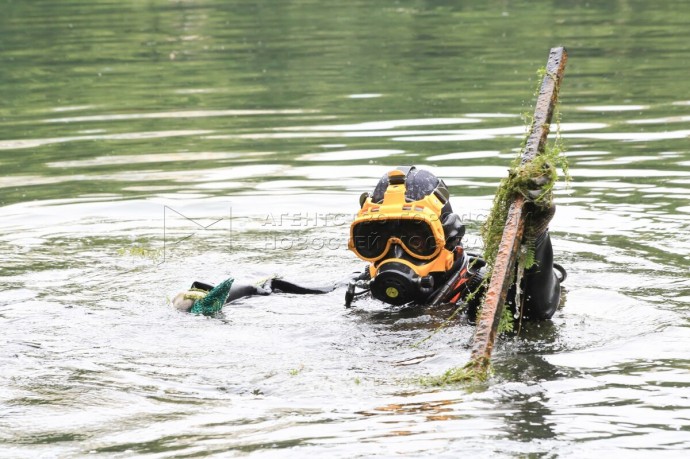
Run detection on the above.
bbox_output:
[173,166,565,321]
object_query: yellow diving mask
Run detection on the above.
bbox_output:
[348,167,462,305]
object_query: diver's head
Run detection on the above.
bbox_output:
[348,166,465,305]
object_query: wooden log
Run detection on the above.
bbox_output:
[468,47,568,371]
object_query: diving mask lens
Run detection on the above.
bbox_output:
[398,219,436,256]
[351,219,437,259]
[352,220,388,259]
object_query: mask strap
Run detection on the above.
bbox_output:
[433,178,450,204]
[387,165,416,187]
[395,165,416,178]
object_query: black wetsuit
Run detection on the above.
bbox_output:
[188,228,563,321]
[450,231,563,321]
[185,166,565,319]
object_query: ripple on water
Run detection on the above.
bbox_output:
[2,6,690,454]
[0,130,214,151]
[297,149,405,161]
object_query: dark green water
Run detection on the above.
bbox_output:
[1,0,689,457]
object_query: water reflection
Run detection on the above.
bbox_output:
[43,109,315,123]
[1,0,690,456]
[0,130,213,151]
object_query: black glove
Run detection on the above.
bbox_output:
[524,174,555,239]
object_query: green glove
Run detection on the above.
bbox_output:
[189,278,235,316]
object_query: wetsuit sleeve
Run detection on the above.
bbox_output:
[224,283,265,304]
[223,278,333,304]
[172,278,255,315]
[175,277,336,315]
[520,231,561,319]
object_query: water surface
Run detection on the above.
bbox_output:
[1,0,689,457]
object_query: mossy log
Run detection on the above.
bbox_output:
[468,47,568,373]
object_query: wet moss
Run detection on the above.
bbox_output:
[423,69,568,385]
[420,359,492,387]
[481,67,569,335]
[116,246,162,260]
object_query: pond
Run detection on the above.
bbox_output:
[1,0,689,457]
